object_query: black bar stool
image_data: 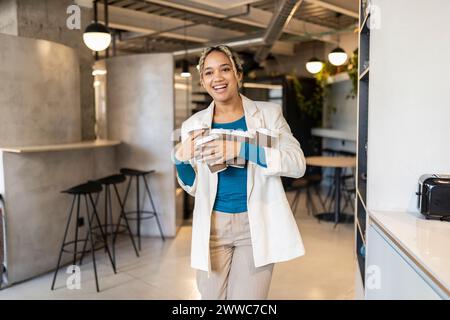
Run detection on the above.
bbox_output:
[120,168,165,250]
[79,174,140,267]
[51,181,116,292]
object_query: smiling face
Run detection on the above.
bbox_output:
[200,50,243,104]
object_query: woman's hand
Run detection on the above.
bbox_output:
[196,139,241,165]
[175,129,205,162]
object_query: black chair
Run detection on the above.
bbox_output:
[79,174,140,267]
[120,168,165,250]
[51,181,116,292]
[285,171,325,217]
[321,149,356,213]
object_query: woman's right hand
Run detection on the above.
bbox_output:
[175,129,205,162]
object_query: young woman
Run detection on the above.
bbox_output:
[174,45,306,300]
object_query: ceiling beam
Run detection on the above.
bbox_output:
[172,34,294,58]
[99,5,295,56]
[98,5,243,42]
[303,0,359,18]
[143,0,336,41]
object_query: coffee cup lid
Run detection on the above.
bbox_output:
[230,130,254,138]
[210,128,231,135]
[195,134,220,146]
[256,128,278,137]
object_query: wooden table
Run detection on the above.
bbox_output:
[306,156,356,225]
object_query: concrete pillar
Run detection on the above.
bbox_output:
[1,0,96,140]
[0,33,81,146]
[106,54,178,237]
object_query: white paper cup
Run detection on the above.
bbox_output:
[194,134,227,173]
[254,128,278,148]
[227,130,254,168]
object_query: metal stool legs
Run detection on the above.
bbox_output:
[143,176,165,242]
[79,183,140,267]
[111,183,140,258]
[51,192,116,292]
[122,174,165,251]
[51,196,76,291]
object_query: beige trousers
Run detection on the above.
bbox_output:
[196,211,274,300]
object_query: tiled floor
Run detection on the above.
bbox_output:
[0,191,355,299]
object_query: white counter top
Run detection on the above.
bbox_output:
[311,128,356,141]
[369,210,450,296]
[0,139,121,153]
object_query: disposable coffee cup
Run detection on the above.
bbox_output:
[210,128,231,141]
[186,126,209,142]
[194,134,218,148]
[195,134,227,173]
[210,128,241,169]
[227,130,254,168]
[254,128,278,148]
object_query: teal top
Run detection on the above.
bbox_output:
[175,116,267,213]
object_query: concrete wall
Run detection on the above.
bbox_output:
[13,0,96,140]
[0,0,18,35]
[1,147,117,284]
[329,80,357,134]
[0,33,81,147]
[323,78,357,153]
[106,53,177,237]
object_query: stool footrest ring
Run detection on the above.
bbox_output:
[123,210,158,220]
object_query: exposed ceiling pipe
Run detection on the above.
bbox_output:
[254,0,303,63]
[172,33,265,58]
[282,24,356,43]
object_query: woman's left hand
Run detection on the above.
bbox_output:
[195,139,241,165]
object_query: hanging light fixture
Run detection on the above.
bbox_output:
[180,14,191,78]
[181,59,191,78]
[306,57,323,74]
[83,23,111,51]
[83,0,111,52]
[328,13,348,66]
[306,41,323,74]
[328,47,348,66]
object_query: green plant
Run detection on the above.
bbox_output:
[291,72,323,127]
[315,61,337,125]
[346,49,358,99]
[292,48,359,127]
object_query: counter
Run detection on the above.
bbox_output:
[0,139,121,153]
[367,210,450,299]
[0,140,120,284]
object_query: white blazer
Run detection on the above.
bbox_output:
[177,94,306,272]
